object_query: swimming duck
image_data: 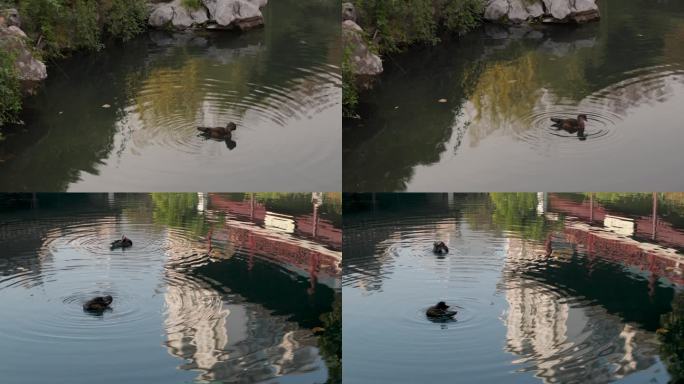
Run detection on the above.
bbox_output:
[197,122,237,149]
[197,122,237,139]
[110,235,132,249]
[433,241,449,254]
[83,295,113,311]
[551,114,587,139]
[426,301,457,319]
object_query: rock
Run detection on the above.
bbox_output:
[342,20,382,77]
[190,7,209,24]
[0,25,47,82]
[485,0,599,25]
[148,3,175,28]
[150,0,266,30]
[202,0,267,30]
[507,0,529,24]
[171,2,194,29]
[484,0,509,22]
[214,0,264,30]
[0,8,20,28]
[525,1,544,19]
[571,0,600,23]
[342,2,356,23]
[542,0,571,20]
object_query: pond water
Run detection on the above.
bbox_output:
[344,0,684,191]
[0,193,341,383]
[343,193,684,383]
[0,0,341,191]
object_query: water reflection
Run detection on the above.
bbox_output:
[344,0,684,191]
[0,193,341,383]
[343,193,684,383]
[0,0,341,191]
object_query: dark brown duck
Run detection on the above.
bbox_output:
[433,241,449,254]
[83,295,113,311]
[197,122,238,149]
[110,235,132,249]
[551,114,588,140]
[426,301,457,319]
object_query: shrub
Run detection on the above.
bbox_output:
[342,47,358,118]
[19,0,147,56]
[351,0,484,54]
[105,0,147,42]
[0,49,21,127]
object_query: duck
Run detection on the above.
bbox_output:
[551,114,587,140]
[110,235,132,249]
[83,295,113,311]
[197,122,238,149]
[197,122,237,139]
[426,301,457,319]
[433,241,449,254]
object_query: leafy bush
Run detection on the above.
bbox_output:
[19,0,147,56]
[351,0,484,54]
[342,47,358,118]
[105,0,147,41]
[343,0,484,115]
[0,49,21,127]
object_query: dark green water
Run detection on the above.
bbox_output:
[0,0,341,192]
[344,0,684,191]
[0,193,341,383]
[343,193,684,383]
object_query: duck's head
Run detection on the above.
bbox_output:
[436,301,449,310]
[226,122,237,131]
[103,295,113,305]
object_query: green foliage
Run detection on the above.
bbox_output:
[151,193,209,236]
[105,0,148,42]
[0,49,21,128]
[181,0,202,10]
[318,293,342,384]
[19,0,146,56]
[343,0,484,115]
[352,0,484,53]
[342,47,358,118]
[442,0,485,33]
[659,292,684,382]
[489,193,562,241]
[352,0,437,53]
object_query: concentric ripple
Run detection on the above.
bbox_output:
[343,199,677,384]
[0,194,337,383]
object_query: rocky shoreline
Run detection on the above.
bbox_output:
[148,0,268,31]
[342,0,600,105]
[0,0,268,93]
[484,0,600,24]
[0,8,47,85]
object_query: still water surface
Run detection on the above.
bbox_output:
[343,193,684,383]
[344,0,684,191]
[0,0,341,191]
[0,193,341,383]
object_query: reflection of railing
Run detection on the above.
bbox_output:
[547,194,684,286]
[212,217,340,289]
[549,194,684,250]
[208,193,342,249]
[205,194,341,289]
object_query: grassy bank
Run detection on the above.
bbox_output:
[342,0,485,117]
[0,0,147,128]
